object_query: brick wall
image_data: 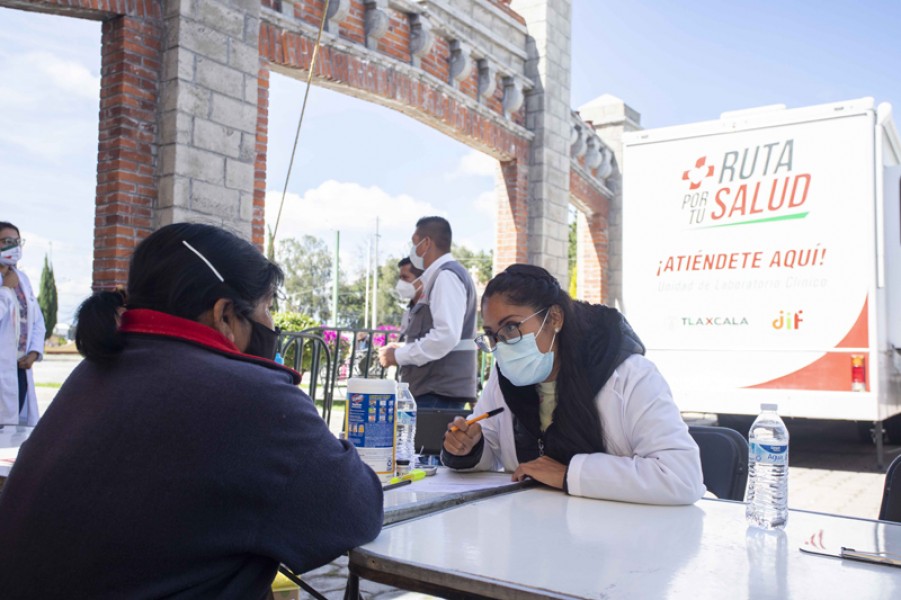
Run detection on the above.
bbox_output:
[94,14,162,289]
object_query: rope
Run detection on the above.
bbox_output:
[272,0,332,242]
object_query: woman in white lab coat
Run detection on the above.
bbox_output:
[0,222,45,425]
[442,264,704,505]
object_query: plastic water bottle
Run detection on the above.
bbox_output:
[395,382,417,476]
[746,403,789,529]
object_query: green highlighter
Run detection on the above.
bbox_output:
[388,469,426,485]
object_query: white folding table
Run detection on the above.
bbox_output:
[350,487,901,599]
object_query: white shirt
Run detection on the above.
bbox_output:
[454,355,706,505]
[394,253,467,367]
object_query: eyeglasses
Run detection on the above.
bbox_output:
[0,237,24,249]
[474,308,547,353]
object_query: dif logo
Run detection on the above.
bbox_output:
[772,310,803,330]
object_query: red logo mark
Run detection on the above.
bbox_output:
[682,156,715,190]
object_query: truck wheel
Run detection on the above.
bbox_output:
[856,418,901,445]
[885,415,901,445]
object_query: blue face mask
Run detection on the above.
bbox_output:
[494,312,557,386]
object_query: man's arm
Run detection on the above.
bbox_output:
[393,270,466,367]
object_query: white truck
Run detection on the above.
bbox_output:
[621,98,901,463]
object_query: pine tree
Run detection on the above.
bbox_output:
[38,254,58,340]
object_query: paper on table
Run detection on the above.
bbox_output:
[799,528,901,567]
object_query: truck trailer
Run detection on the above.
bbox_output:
[622,98,901,464]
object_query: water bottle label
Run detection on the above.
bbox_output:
[750,442,787,466]
[398,410,415,425]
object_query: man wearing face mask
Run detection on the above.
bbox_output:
[0,221,45,426]
[379,217,477,411]
[394,257,423,341]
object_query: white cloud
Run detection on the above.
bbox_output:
[265,180,446,275]
[450,150,497,179]
[15,230,93,324]
[0,49,100,161]
[473,190,495,216]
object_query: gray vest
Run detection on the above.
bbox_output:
[400,260,478,399]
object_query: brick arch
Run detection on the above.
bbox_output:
[4,0,617,304]
[254,0,535,265]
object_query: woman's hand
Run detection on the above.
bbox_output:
[442,416,482,456]
[513,456,567,489]
[2,268,18,289]
[17,351,39,370]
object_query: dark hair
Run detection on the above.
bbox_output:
[415,216,452,253]
[0,222,20,235]
[76,223,284,362]
[482,264,604,452]
[397,257,423,277]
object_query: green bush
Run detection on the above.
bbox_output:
[274,311,320,372]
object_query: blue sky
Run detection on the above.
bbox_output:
[3,0,901,322]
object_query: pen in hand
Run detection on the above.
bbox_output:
[449,407,505,432]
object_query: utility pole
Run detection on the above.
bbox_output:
[364,237,371,329]
[371,217,380,329]
[331,230,339,326]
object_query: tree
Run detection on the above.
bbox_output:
[276,235,334,323]
[38,254,58,340]
[266,226,279,313]
[452,244,493,284]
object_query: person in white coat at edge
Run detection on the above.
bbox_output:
[442,264,705,504]
[0,222,45,426]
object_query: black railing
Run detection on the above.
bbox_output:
[278,327,401,429]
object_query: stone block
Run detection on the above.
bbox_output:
[161,79,211,116]
[226,158,255,192]
[244,74,259,104]
[159,109,194,146]
[210,93,258,134]
[157,173,191,209]
[179,20,230,64]
[194,118,241,158]
[192,179,240,217]
[196,57,246,101]
[230,41,261,75]
[180,146,226,185]
[239,191,255,221]
[197,0,247,38]
[162,46,195,81]
[239,133,256,162]
[161,206,226,228]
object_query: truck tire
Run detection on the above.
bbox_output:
[885,415,901,445]
[856,418,901,445]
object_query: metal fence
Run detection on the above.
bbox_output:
[277,327,400,428]
[278,326,494,429]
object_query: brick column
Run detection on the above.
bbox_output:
[157,0,261,240]
[509,0,573,284]
[253,62,269,249]
[578,94,641,310]
[93,15,162,291]
[577,211,608,304]
[495,156,530,271]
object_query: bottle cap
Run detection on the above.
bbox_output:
[761,403,778,412]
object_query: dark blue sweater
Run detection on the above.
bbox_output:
[0,312,383,599]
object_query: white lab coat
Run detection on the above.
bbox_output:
[0,267,45,425]
[457,354,706,505]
